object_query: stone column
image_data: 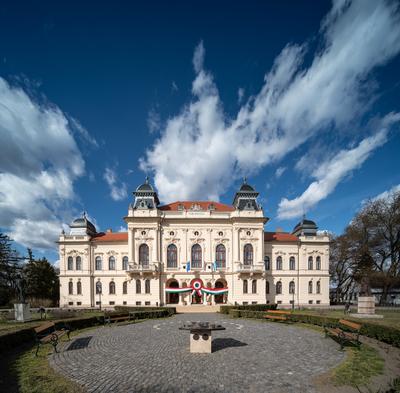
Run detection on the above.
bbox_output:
[128,229,134,262]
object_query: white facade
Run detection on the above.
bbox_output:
[58,180,330,308]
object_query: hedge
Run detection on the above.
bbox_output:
[220,304,277,314]
[0,308,175,352]
[229,309,400,348]
[114,306,176,316]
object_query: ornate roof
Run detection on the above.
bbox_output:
[159,201,235,212]
[292,216,318,236]
[264,232,299,242]
[135,176,154,192]
[69,213,96,235]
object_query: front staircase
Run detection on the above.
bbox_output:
[173,305,221,313]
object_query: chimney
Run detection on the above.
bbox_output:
[106,228,112,233]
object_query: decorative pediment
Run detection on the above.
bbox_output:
[106,250,118,256]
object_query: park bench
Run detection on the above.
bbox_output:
[324,319,361,350]
[34,321,70,356]
[104,312,130,326]
[264,310,292,322]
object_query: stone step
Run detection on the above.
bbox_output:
[174,305,221,313]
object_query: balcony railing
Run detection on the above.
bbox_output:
[235,262,264,273]
[128,263,158,273]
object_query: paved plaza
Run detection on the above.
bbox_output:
[50,313,345,393]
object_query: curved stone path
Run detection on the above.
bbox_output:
[50,313,345,393]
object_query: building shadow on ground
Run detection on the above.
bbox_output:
[212,337,247,352]
[67,336,92,351]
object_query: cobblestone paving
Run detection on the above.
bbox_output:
[50,313,345,393]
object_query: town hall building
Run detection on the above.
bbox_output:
[58,179,330,308]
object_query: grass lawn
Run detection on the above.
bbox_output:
[292,308,400,329]
[0,311,103,336]
[331,344,384,387]
[1,320,147,393]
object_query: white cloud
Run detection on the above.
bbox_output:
[373,184,400,201]
[141,0,400,204]
[147,108,161,134]
[0,77,87,249]
[277,113,400,219]
[103,167,128,201]
[237,87,245,104]
[171,81,179,92]
[275,166,286,179]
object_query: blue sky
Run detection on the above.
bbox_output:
[0,0,400,263]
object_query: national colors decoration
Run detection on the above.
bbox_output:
[165,278,228,297]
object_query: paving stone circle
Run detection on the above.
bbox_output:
[50,313,345,393]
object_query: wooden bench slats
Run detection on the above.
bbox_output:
[339,319,361,330]
[325,319,361,350]
[267,310,291,315]
[34,322,70,356]
[265,315,287,320]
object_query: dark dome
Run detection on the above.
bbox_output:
[292,217,318,236]
[239,177,255,192]
[293,219,317,230]
[240,183,255,192]
[69,213,96,234]
[135,176,154,192]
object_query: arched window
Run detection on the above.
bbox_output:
[252,279,257,294]
[289,281,295,294]
[122,256,129,270]
[139,244,149,267]
[77,281,82,295]
[308,281,313,294]
[145,279,150,294]
[136,279,141,294]
[266,281,270,294]
[316,256,321,270]
[264,256,270,270]
[68,281,73,295]
[167,244,177,268]
[191,244,202,269]
[289,256,295,270]
[95,256,102,270]
[215,244,226,268]
[67,257,73,270]
[243,279,248,294]
[109,256,115,270]
[96,281,102,294]
[276,281,282,294]
[308,256,313,270]
[123,281,127,295]
[243,244,253,266]
[276,256,282,270]
[109,281,115,295]
[316,281,321,294]
[76,256,82,270]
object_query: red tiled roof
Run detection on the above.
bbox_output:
[264,232,298,242]
[92,232,128,242]
[159,201,235,212]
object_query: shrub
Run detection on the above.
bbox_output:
[114,306,176,316]
[220,304,277,314]
[229,310,400,348]
[0,327,35,352]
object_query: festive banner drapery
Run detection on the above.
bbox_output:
[165,278,228,296]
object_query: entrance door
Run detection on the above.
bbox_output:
[215,280,226,304]
[166,281,179,304]
[192,292,203,304]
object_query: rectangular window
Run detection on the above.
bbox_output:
[277,300,282,304]
[96,301,101,305]
[289,300,294,304]
[243,301,248,305]
[251,302,257,305]
[68,301,73,305]
[308,300,313,304]
[77,302,82,306]
[136,301,142,306]
[316,300,321,304]
[145,301,150,306]
[109,301,115,305]
[123,301,127,305]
